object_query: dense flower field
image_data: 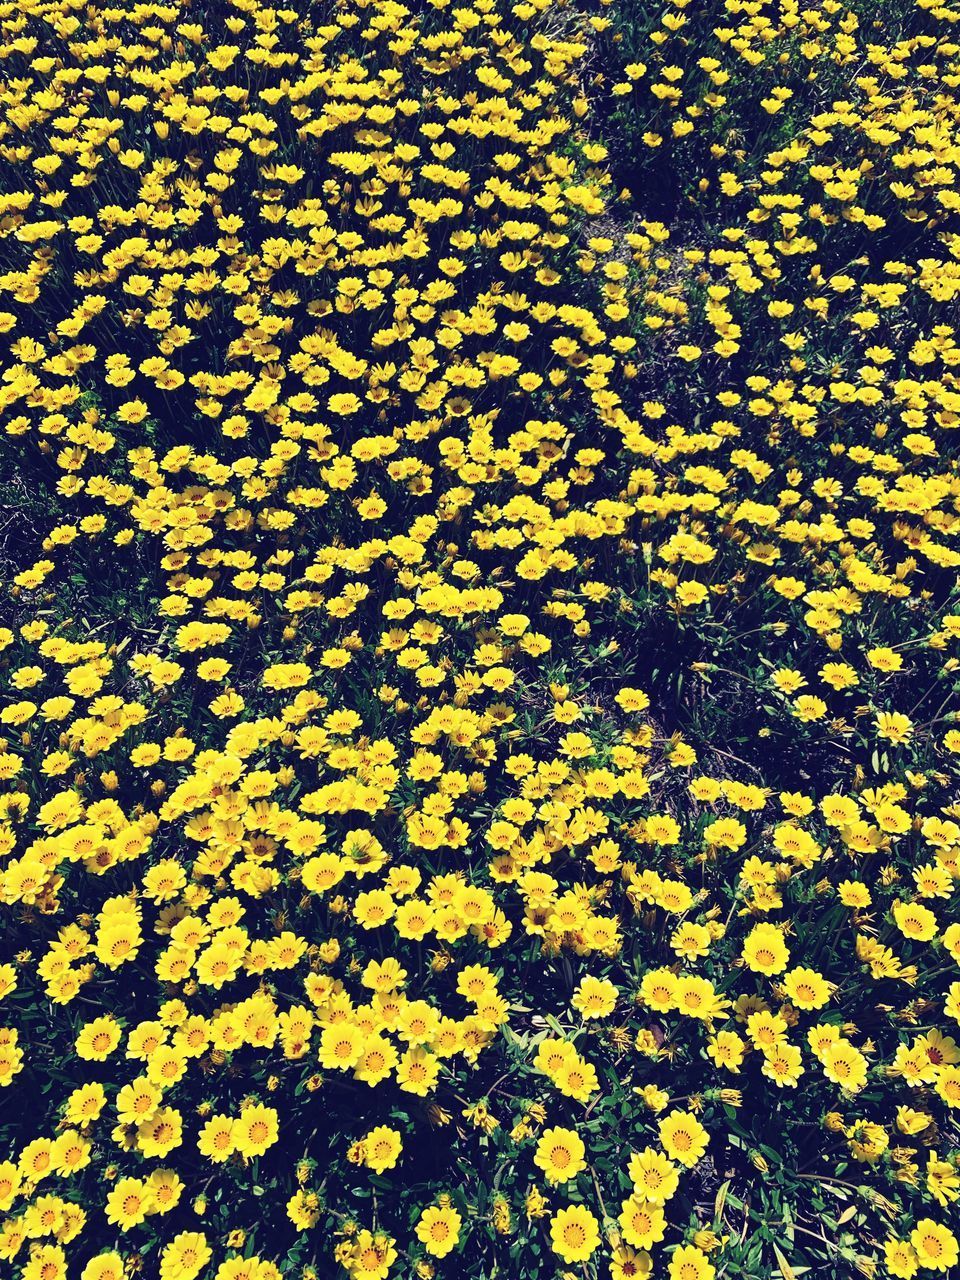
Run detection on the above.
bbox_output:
[1,0,960,1276]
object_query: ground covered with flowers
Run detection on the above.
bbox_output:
[1,0,960,1277]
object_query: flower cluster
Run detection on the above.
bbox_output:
[1,0,960,1277]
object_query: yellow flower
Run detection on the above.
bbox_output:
[571,975,618,1020]
[910,1220,958,1273]
[319,1024,365,1072]
[741,923,790,975]
[159,1232,211,1280]
[232,1104,278,1159]
[658,1110,709,1167]
[782,966,834,1010]
[669,1245,716,1280]
[197,1115,235,1164]
[618,1194,666,1250]
[627,1148,680,1204]
[892,900,938,942]
[533,1127,586,1185]
[396,1046,440,1097]
[820,1041,869,1093]
[549,1204,600,1263]
[884,1239,919,1279]
[104,1178,153,1231]
[415,1204,462,1259]
[75,1016,122,1062]
[362,1126,403,1176]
